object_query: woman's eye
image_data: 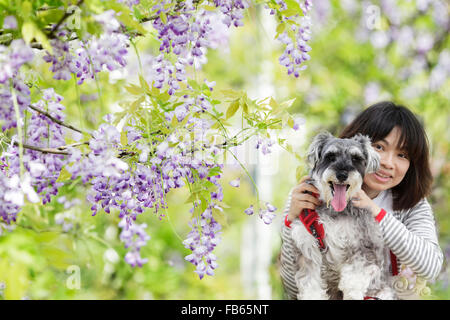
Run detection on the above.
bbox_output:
[372,144,383,151]
[399,153,408,159]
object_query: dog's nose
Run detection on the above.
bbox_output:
[336,171,348,182]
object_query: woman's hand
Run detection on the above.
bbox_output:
[287,176,322,222]
[351,189,381,218]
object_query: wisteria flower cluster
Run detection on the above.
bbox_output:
[0,88,68,223]
[0,40,34,131]
[119,217,151,267]
[0,1,292,280]
[183,210,221,279]
[54,196,82,232]
[274,0,313,77]
[43,10,129,85]
[150,0,247,95]
[63,113,230,272]
[0,171,39,224]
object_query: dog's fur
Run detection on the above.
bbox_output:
[291,132,397,300]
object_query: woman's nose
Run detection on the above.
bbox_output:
[380,152,394,169]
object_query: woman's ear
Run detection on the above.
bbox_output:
[353,134,380,173]
[307,131,333,169]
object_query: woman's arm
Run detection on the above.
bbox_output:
[279,189,300,299]
[377,198,444,281]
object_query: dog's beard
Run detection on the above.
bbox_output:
[313,169,363,212]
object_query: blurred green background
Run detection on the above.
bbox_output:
[0,0,449,299]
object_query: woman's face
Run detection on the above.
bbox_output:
[363,126,411,198]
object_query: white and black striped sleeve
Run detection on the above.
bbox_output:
[279,189,300,300]
[378,198,444,281]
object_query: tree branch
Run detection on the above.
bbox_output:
[27,104,92,137]
[47,0,84,39]
[14,141,70,155]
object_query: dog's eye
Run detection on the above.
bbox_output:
[351,155,362,162]
[325,153,336,162]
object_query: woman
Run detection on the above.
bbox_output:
[280,101,444,299]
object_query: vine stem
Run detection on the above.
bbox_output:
[226,147,260,211]
[73,73,84,131]
[157,164,184,242]
[10,79,24,177]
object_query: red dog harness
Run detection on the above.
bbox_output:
[284,193,399,300]
[299,206,326,251]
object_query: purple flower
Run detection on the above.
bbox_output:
[183,206,222,279]
[3,16,17,29]
[116,0,140,8]
[259,208,276,225]
[266,202,277,212]
[0,40,34,100]
[119,218,150,267]
[255,136,274,155]
[244,205,254,215]
[229,178,240,187]
[273,1,313,77]
[293,117,306,131]
[43,11,129,84]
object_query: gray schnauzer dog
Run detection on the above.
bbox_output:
[290,131,397,300]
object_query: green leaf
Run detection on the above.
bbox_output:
[109,3,147,34]
[212,208,228,228]
[21,21,35,44]
[133,6,144,20]
[130,95,145,113]
[285,143,293,153]
[22,21,53,54]
[219,89,243,100]
[120,130,128,146]
[283,0,302,16]
[226,99,240,119]
[56,166,72,182]
[280,98,296,109]
[269,97,278,110]
[171,114,178,127]
[208,166,222,177]
[187,79,201,91]
[20,1,33,20]
[287,115,295,128]
[125,84,143,95]
[139,75,150,93]
[242,102,249,114]
[201,4,217,11]
[160,11,168,24]
[275,22,286,39]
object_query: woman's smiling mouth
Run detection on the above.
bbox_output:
[374,171,392,182]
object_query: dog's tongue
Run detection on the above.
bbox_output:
[331,183,347,212]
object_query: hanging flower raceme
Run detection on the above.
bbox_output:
[0,39,33,131]
[43,10,130,85]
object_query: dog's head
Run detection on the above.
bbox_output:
[307,131,380,212]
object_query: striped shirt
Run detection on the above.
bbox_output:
[279,188,444,300]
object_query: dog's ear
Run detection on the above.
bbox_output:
[353,134,380,173]
[307,131,333,169]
